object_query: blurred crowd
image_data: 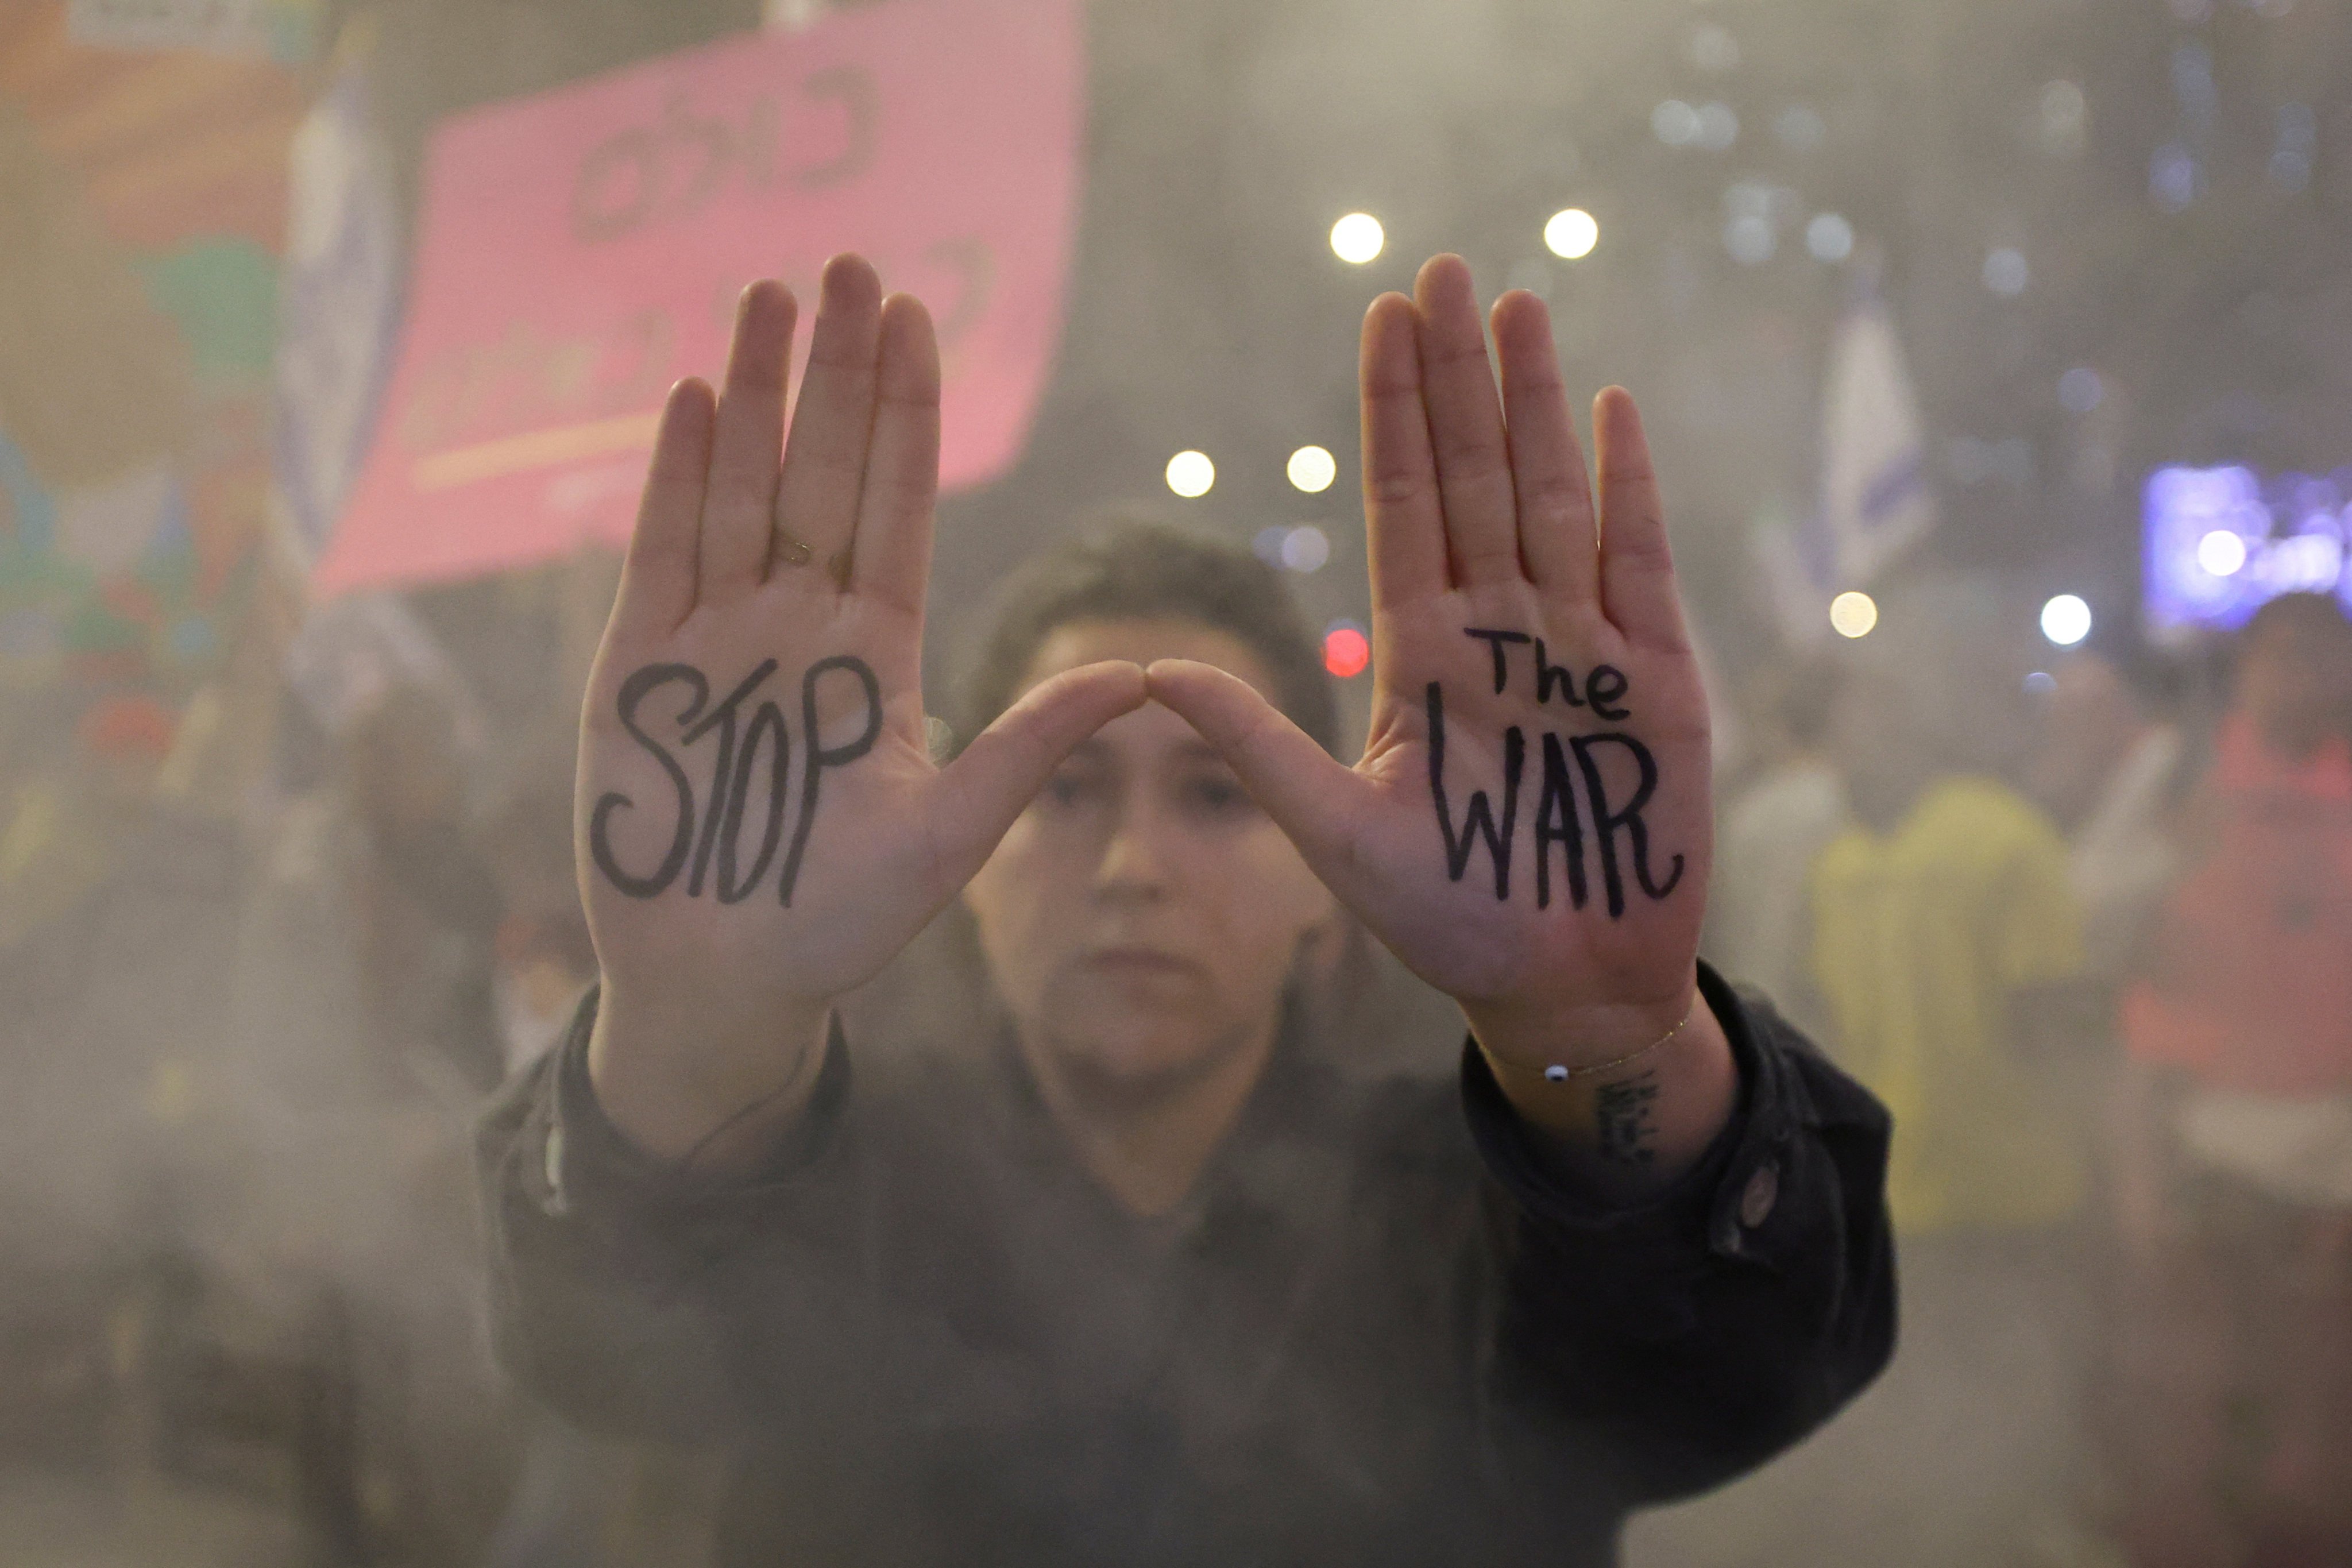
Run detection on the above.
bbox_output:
[1643,578,2352,1568]
[0,546,705,1563]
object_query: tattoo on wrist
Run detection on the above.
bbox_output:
[1428,629,1685,916]
[1593,1071,1662,1166]
[589,655,883,905]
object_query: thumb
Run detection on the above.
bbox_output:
[1145,659,1368,883]
[926,660,1147,888]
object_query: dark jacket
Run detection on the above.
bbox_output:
[476,963,1894,1566]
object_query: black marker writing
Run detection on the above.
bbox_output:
[1534,640,1584,708]
[717,700,789,903]
[682,660,780,897]
[1463,628,1631,718]
[1571,733,1686,917]
[779,655,885,906]
[1585,665,1629,721]
[590,663,707,897]
[1463,628,1531,694]
[1534,732,1589,912]
[586,655,883,905]
[1426,682,1524,902]
[1424,655,1682,917]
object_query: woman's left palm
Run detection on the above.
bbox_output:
[1151,256,1712,1064]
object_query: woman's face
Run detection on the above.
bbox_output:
[964,619,1337,1097]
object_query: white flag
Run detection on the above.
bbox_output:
[1820,287,1937,594]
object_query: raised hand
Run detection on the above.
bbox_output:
[1149,256,1713,1077]
[579,257,1143,1161]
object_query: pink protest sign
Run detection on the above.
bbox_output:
[315,0,1083,595]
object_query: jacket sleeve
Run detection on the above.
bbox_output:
[1458,960,1896,1505]
[472,988,867,1445]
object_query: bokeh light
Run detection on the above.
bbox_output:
[1287,444,1338,493]
[2041,593,2092,646]
[1544,208,1599,260]
[1330,213,1385,264]
[1280,525,1330,573]
[1695,102,1739,150]
[1830,590,1879,639]
[2150,142,2200,210]
[1983,247,2030,297]
[1726,214,1775,265]
[2058,366,2104,412]
[1165,450,1215,498]
[1323,623,1370,678]
[2196,529,2247,577]
[1689,23,1740,74]
[1774,104,1826,151]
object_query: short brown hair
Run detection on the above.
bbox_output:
[954,519,1339,757]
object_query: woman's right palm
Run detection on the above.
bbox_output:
[576,257,1140,1142]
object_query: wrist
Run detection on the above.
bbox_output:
[587,978,833,1164]
[1462,969,1700,1078]
[1475,979,1738,1192]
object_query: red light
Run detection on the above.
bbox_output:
[1323,627,1370,678]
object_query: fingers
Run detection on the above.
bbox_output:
[929,661,1148,889]
[609,379,716,643]
[1360,293,1449,611]
[1593,388,1690,650]
[695,281,797,608]
[847,294,941,615]
[1144,659,1368,888]
[1413,256,1521,588]
[774,255,885,587]
[1492,291,1598,604]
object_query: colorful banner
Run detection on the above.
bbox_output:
[316,0,1084,596]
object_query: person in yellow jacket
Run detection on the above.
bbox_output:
[1809,773,2087,1234]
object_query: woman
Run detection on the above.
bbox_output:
[478,253,1893,1565]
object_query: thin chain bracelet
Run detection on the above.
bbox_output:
[1540,999,1699,1084]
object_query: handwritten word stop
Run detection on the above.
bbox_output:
[590,656,883,906]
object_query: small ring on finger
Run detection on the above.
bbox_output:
[773,531,815,568]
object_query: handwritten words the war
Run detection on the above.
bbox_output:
[1428,628,1685,918]
[589,657,883,905]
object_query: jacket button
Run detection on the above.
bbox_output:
[1739,1162,1779,1229]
